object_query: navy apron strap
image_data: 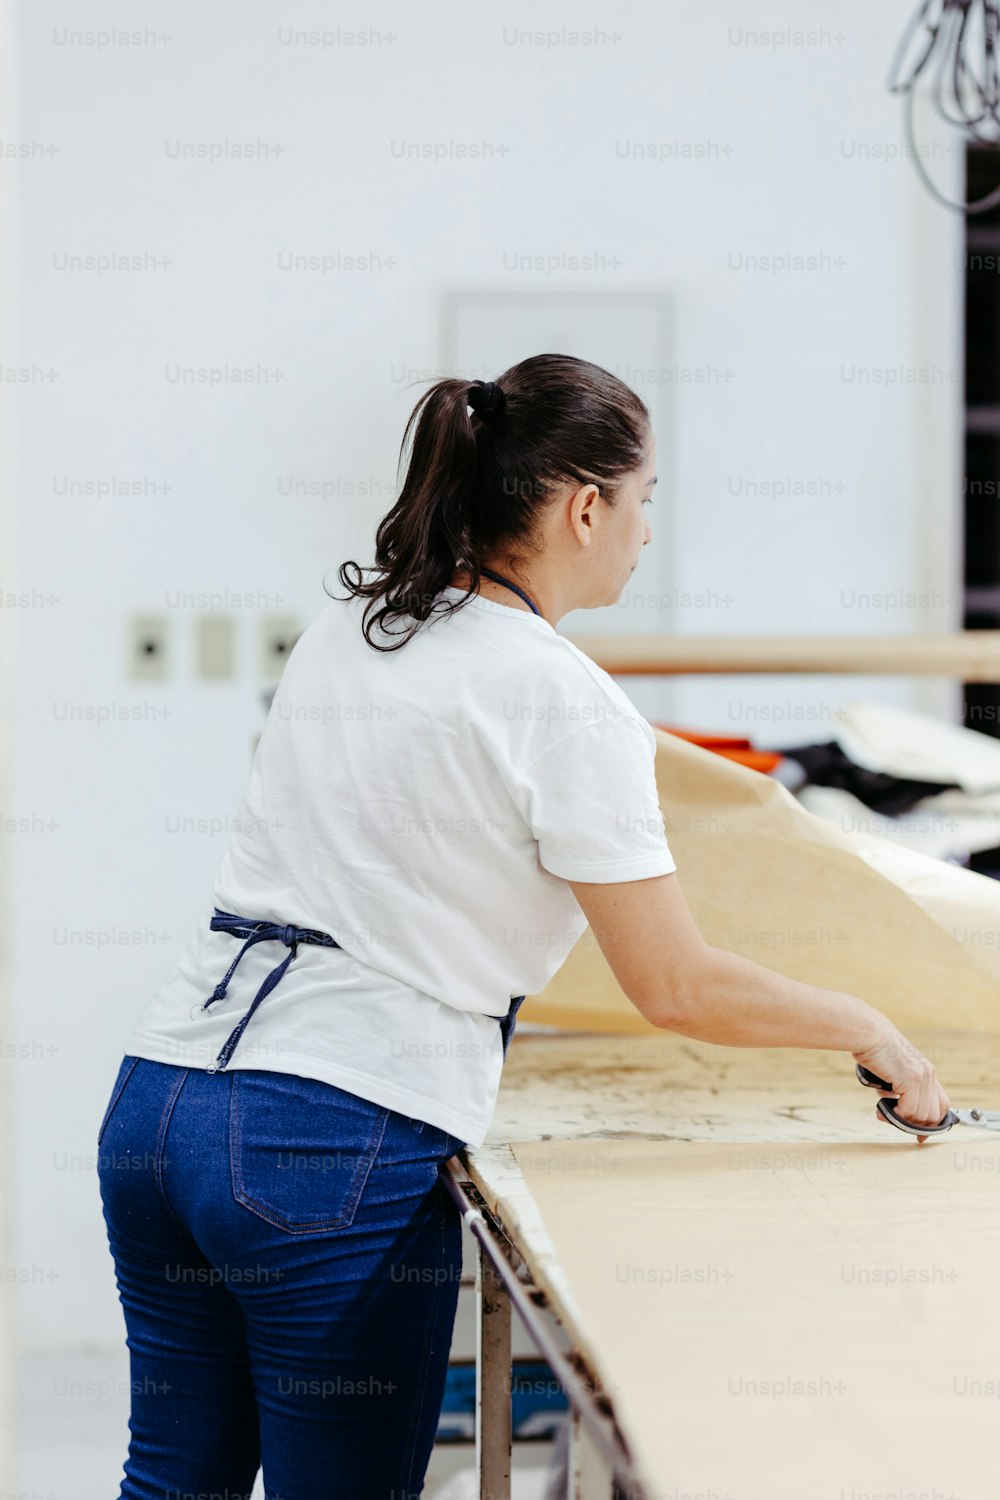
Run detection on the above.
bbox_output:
[202,908,339,1073]
[201,909,527,1074]
[498,995,526,1058]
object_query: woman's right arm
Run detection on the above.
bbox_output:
[567,871,952,1134]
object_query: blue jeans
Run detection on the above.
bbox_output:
[96,1057,470,1499]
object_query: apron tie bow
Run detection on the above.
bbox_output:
[201,908,340,1073]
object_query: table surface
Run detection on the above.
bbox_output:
[463,1028,1000,1499]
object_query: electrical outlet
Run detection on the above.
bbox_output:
[129,616,169,680]
[259,615,300,678]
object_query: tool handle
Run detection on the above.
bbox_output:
[856,1063,894,1091]
[873,1097,958,1136]
[854,1063,956,1136]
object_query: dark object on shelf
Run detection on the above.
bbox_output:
[773,740,961,816]
[889,1,1000,213]
[966,842,1000,876]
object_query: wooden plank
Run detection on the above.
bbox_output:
[468,1031,1000,1372]
[467,1038,1000,1500]
[562,630,1000,679]
[508,1133,1000,1500]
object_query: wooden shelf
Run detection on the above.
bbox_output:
[563,630,1000,680]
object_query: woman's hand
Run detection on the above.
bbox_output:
[853,1030,951,1144]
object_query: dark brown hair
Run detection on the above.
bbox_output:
[329,352,650,651]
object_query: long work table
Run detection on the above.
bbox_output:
[444,1028,1000,1500]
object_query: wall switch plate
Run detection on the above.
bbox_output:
[259,615,300,678]
[195,615,235,679]
[129,615,169,680]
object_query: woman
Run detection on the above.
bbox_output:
[96,353,950,1500]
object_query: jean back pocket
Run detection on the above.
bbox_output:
[229,1071,390,1234]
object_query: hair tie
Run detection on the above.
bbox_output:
[468,380,505,419]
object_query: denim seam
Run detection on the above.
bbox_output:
[229,1075,392,1235]
[153,1066,194,1229]
[399,1188,453,1491]
[96,1054,142,1147]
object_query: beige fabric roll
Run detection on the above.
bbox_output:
[521,727,1000,1035]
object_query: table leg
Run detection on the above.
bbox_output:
[476,1235,511,1500]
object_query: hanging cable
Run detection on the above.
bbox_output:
[889,0,1000,212]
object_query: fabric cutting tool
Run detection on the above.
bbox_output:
[856,1063,1000,1137]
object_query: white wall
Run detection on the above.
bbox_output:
[2,0,963,1355]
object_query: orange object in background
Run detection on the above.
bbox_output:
[650,724,783,776]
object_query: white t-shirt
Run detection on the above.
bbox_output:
[124,584,677,1146]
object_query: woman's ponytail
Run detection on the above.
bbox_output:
[331,354,650,651]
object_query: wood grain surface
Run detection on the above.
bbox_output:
[465,1031,1000,1499]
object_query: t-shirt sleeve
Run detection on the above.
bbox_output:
[517,715,677,882]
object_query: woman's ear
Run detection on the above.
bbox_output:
[568,481,602,545]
